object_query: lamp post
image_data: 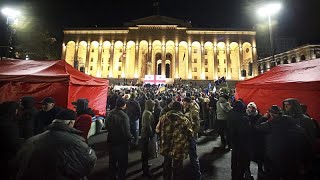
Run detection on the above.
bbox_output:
[1,7,21,58]
[257,3,281,65]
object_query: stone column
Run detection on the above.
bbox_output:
[239,43,244,78]
[188,44,192,79]
[97,44,102,77]
[161,44,166,76]
[252,46,258,76]
[74,44,79,69]
[122,44,126,78]
[226,44,231,79]
[85,43,90,74]
[175,44,179,78]
[135,44,139,78]
[109,43,114,78]
[213,45,218,79]
[201,45,205,79]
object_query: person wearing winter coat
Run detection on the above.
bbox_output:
[215,94,233,149]
[18,96,39,139]
[106,97,132,180]
[0,101,22,179]
[229,100,249,180]
[72,98,94,142]
[283,98,316,144]
[14,109,97,180]
[126,93,141,148]
[34,97,63,134]
[256,105,312,179]
[140,100,155,177]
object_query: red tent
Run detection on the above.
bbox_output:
[236,58,320,121]
[0,59,109,115]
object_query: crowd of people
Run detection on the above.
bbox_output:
[1,96,97,180]
[1,82,319,180]
[106,83,320,180]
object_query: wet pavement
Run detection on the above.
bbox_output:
[88,131,258,180]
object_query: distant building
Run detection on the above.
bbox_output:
[62,15,258,83]
[258,44,320,74]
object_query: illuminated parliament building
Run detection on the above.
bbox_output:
[62,15,258,83]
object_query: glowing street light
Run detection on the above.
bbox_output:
[257,2,282,65]
[1,7,21,25]
[1,7,21,58]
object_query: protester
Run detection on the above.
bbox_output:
[72,98,94,142]
[125,93,141,148]
[183,97,202,179]
[106,97,132,180]
[256,105,312,179]
[215,94,233,150]
[156,101,193,180]
[0,101,22,179]
[34,97,63,134]
[15,109,97,180]
[140,99,155,177]
[18,96,38,139]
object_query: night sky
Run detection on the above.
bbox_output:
[1,0,320,46]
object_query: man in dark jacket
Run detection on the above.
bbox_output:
[256,105,312,180]
[18,96,38,139]
[34,97,63,134]
[125,93,141,148]
[106,97,132,180]
[15,109,97,180]
[229,100,249,180]
[283,98,316,143]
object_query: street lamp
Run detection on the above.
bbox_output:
[1,7,21,58]
[257,2,282,65]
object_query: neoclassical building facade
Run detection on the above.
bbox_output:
[258,44,320,74]
[62,16,258,82]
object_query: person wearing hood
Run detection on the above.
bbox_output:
[15,109,97,180]
[215,94,233,150]
[125,93,141,148]
[72,98,94,142]
[228,100,250,180]
[18,96,39,139]
[256,105,312,179]
[243,102,263,179]
[283,98,316,143]
[141,99,155,177]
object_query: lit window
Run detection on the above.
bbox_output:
[194,76,197,79]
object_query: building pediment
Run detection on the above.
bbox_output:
[124,15,192,27]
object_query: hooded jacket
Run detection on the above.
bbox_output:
[18,96,39,139]
[283,98,316,143]
[216,96,232,120]
[15,122,97,180]
[141,100,154,140]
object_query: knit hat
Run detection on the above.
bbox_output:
[269,105,282,115]
[247,102,257,109]
[40,97,55,104]
[55,109,76,120]
[116,97,126,107]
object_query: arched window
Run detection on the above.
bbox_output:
[300,55,306,61]
[291,57,296,63]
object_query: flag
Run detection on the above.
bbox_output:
[144,75,166,85]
